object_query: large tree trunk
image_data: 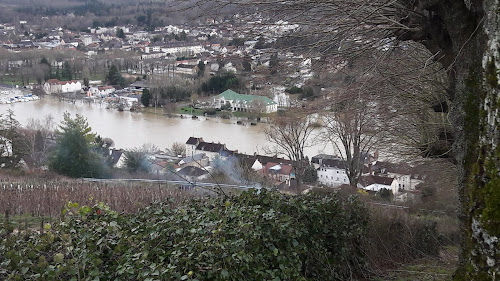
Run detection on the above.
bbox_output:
[439,0,500,279]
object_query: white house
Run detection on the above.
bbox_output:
[312,155,350,187]
[317,166,350,187]
[43,79,61,94]
[213,89,278,113]
[178,153,209,168]
[371,161,424,195]
[391,175,424,196]
[60,80,82,93]
[185,137,204,157]
[82,35,93,46]
[119,96,138,107]
[97,85,116,97]
[161,42,204,56]
[358,175,394,192]
[144,42,204,56]
[144,42,163,53]
[194,141,226,162]
[44,79,81,94]
[273,92,291,108]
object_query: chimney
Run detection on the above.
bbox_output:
[368,163,372,175]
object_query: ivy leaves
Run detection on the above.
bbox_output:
[0,190,368,280]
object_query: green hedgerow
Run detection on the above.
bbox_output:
[0,189,369,280]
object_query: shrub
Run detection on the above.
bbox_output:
[365,207,442,269]
[0,190,369,280]
[202,108,217,115]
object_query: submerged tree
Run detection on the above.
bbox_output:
[141,88,151,107]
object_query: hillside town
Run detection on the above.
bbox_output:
[0,13,312,103]
[0,12,442,202]
[2,0,495,279]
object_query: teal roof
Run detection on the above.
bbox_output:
[216,89,276,105]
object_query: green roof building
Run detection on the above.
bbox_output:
[214,89,278,113]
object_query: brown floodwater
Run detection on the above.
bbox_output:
[0,96,333,157]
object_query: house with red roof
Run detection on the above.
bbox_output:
[261,162,295,185]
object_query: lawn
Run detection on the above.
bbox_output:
[178,106,205,115]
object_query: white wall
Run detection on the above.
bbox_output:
[318,166,349,187]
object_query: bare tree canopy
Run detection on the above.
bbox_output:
[322,82,389,187]
[264,111,316,182]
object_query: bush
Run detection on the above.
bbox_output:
[0,190,369,280]
[365,207,442,268]
[285,86,303,94]
[203,109,217,115]
[377,188,393,201]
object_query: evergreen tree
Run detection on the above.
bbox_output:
[116,28,126,39]
[141,88,151,107]
[269,53,279,74]
[197,61,205,77]
[302,163,318,184]
[123,148,151,173]
[49,113,109,178]
[106,65,125,87]
[61,61,73,81]
[40,57,52,81]
[34,130,44,153]
[242,59,252,72]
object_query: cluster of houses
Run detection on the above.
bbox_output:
[41,78,140,109]
[183,137,427,200]
[179,137,296,187]
[2,14,314,107]
[108,136,426,200]
[110,137,296,188]
[312,154,425,201]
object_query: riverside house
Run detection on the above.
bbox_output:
[213,89,278,113]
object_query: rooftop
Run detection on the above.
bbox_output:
[215,89,276,106]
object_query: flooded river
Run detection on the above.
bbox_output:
[0,96,333,157]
